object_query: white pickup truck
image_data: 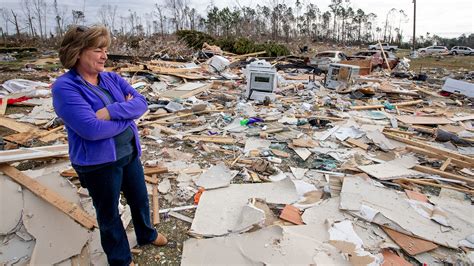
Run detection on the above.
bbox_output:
[368,43,398,52]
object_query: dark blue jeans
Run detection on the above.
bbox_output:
[75,153,157,265]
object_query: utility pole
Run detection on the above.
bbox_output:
[412,0,416,51]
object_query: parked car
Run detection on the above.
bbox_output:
[349,50,399,70]
[418,46,449,54]
[368,43,398,52]
[309,51,348,71]
[450,46,474,55]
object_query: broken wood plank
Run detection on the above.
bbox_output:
[399,178,474,194]
[351,100,423,110]
[144,175,158,184]
[143,167,168,176]
[184,135,236,144]
[0,144,69,164]
[396,115,453,125]
[60,168,78,178]
[405,146,471,168]
[345,137,369,150]
[151,125,182,135]
[412,165,472,184]
[152,178,160,225]
[0,164,97,229]
[230,51,266,60]
[168,211,193,223]
[0,117,37,132]
[449,115,474,122]
[382,227,438,256]
[384,132,474,165]
[439,158,452,172]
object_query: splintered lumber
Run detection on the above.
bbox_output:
[412,165,473,184]
[378,41,392,71]
[396,115,453,125]
[351,100,423,110]
[0,117,37,132]
[230,51,266,60]
[345,137,369,150]
[0,144,69,164]
[184,135,236,144]
[384,132,474,165]
[143,167,168,176]
[0,117,64,143]
[0,164,97,229]
[399,178,474,194]
[439,158,452,171]
[144,175,158,184]
[152,177,160,225]
[405,146,472,168]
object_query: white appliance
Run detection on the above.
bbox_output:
[245,60,277,101]
[325,63,360,89]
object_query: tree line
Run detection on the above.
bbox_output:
[1,0,472,49]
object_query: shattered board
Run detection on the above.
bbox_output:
[189,178,299,237]
[339,177,474,249]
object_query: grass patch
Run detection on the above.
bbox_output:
[397,49,474,71]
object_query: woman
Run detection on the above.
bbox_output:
[52,25,167,266]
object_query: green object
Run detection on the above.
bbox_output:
[240,119,249,126]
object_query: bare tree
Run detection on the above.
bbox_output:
[32,0,46,38]
[0,8,10,36]
[154,4,167,38]
[21,0,36,37]
[97,4,118,32]
[383,8,397,42]
[52,0,68,37]
[72,10,85,25]
[328,0,342,41]
[165,0,188,32]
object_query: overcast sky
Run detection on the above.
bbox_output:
[2,0,473,39]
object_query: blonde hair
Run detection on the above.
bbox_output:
[59,25,111,69]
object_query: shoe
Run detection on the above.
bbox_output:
[152,233,168,246]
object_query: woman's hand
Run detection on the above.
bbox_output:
[126,93,133,101]
[96,107,111,120]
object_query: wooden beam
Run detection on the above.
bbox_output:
[184,135,236,144]
[144,167,168,176]
[405,146,471,168]
[0,164,97,229]
[385,132,474,165]
[351,100,423,110]
[400,178,474,194]
[345,137,369,150]
[378,41,392,71]
[439,158,452,172]
[412,165,472,184]
[152,175,160,225]
[144,175,158,184]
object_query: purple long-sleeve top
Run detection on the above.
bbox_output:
[52,69,147,166]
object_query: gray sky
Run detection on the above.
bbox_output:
[2,0,473,39]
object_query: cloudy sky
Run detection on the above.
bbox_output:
[2,0,473,39]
